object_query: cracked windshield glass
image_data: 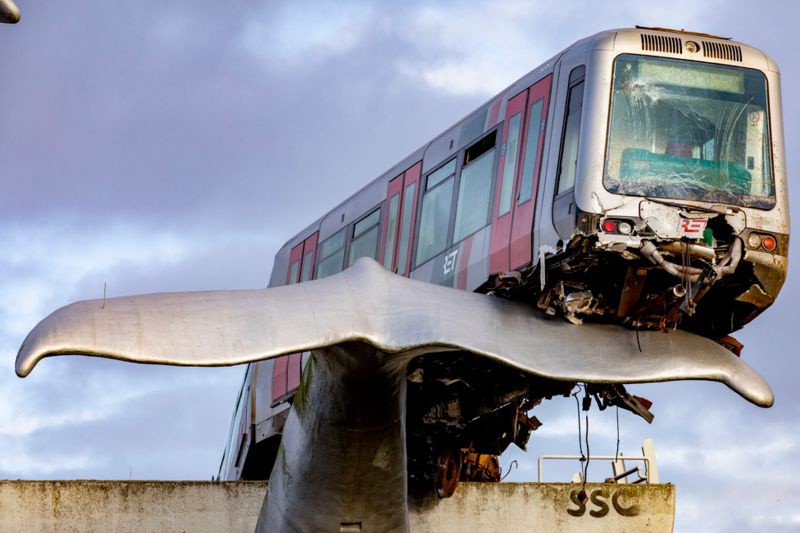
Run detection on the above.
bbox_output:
[604,54,774,209]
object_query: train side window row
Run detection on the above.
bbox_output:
[313,126,500,278]
[417,130,498,267]
[306,70,568,282]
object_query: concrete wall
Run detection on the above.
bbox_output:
[0,481,267,533]
[410,482,675,533]
[0,481,674,532]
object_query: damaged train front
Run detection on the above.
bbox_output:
[540,49,788,345]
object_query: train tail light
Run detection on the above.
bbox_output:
[601,218,634,235]
[747,232,778,253]
[601,219,618,233]
[761,235,777,252]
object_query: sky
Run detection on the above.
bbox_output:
[0,1,797,531]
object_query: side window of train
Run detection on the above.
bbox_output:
[301,249,314,282]
[288,260,300,285]
[286,242,304,285]
[499,115,522,216]
[383,192,400,269]
[553,66,585,239]
[396,180,418,276]
[416,158,457,266]
[316,229,346,279]
[556,66,586,194]
[348,208,381,266]
[454,131,497,242]
[519,98,546,204]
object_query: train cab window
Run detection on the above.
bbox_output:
[454,132,497,243]
[316,229,346,279]
[396,182,417,275]
[499,113,522,215]
[348,208,381,266]
[416,159,457,266]
[556,69,585,194]
[604,55,775,209]
[518,98,545,204]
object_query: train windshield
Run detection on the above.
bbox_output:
[604,54,774,209]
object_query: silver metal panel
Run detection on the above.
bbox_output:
[0,0,20,24]
[17,258,773,407]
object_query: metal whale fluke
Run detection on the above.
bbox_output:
[16,257,773,408]
[0,0,20,24]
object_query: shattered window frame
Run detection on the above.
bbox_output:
[602,53,776,210]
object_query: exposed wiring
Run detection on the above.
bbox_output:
[615,405,620,463]
[635,325,642,353]
[583,411,590,486]
[573,387,584,461]
[500,460,518,482]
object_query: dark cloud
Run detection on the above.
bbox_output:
[0,1,473,230]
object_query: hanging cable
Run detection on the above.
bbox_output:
[635,325,642,353]
[615,405,620,463]
[500,460,518,482]
[573,387,584,461]
[583,411,590,485]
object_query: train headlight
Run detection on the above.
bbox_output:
[747,233,762,249]
[685,41,700,53]
[617,221,633,235]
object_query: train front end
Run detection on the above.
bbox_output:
[545,28,788,342]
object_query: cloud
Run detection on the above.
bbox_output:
[239,2,380,70]
[0,217,192,342]
[394,0,726,97]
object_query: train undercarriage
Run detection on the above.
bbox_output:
[492,206,786,348]
[405,353,654,498]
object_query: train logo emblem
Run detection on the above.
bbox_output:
[442,250,459,276]
[679,218,707,234]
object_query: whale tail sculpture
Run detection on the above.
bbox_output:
[16,258,773,531]
[0,0,20,24]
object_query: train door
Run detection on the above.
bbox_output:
[380,162,422,277]
[271,233,318,405]
[490,77,554,274]
[489,91,527,275]
[509,76,552,269]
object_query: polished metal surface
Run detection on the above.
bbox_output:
[0,0,20,24]
[255,344,409,532]
[17,257,773,407]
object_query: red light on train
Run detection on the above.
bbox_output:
[601,219,618,233]
[761,235,777,252]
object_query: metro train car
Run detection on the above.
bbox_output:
[217,27,788,489]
